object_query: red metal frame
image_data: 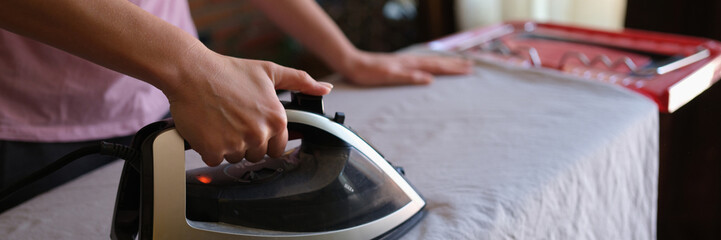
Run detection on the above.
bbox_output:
[428,21,721,113]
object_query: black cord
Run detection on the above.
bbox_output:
[0,141,139,203]
[99,141,141,166]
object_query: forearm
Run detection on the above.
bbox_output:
[249,0,358,73]
[0,0,204,93]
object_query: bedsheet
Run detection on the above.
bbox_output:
[0,51,658,240]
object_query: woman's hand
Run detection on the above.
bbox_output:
[336,51,473,86]
[166,49,332,166]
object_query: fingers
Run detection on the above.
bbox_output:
[224,151,246,164]
[244,141,268,163]
[201,155,224,167]
[239,101,287,162]
[406,55,473,75]
[196,146,225,167]
[384,68,433,85]
[267,128,288,158]
[203,123,284,164]
[342,52,473,86]
[267,63,333,95]
[378,56,471,85]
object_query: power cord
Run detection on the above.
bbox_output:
[0,141,140,203]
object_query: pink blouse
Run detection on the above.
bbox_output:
[0,0,197,142]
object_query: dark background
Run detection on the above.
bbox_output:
[189,0,456,78]
[625,1,721,240]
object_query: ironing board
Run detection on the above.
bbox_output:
[0,49,658,239]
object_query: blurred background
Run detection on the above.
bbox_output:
[189,0,433,78]
[188,0,721,79]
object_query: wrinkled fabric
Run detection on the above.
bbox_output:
[320,53,658,239]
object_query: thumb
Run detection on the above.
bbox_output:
[270,65,333,96]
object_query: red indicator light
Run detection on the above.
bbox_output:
[196,175,212,184]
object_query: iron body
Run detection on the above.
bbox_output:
[110,93,426,239]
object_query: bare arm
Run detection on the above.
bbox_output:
[250,0,472,86]
[0,0,197,91]
[0,0,332,166]
[248,0,357,74]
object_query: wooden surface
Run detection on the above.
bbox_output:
[626,1,721,238]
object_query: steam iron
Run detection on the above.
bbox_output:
[110,93,426,239]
